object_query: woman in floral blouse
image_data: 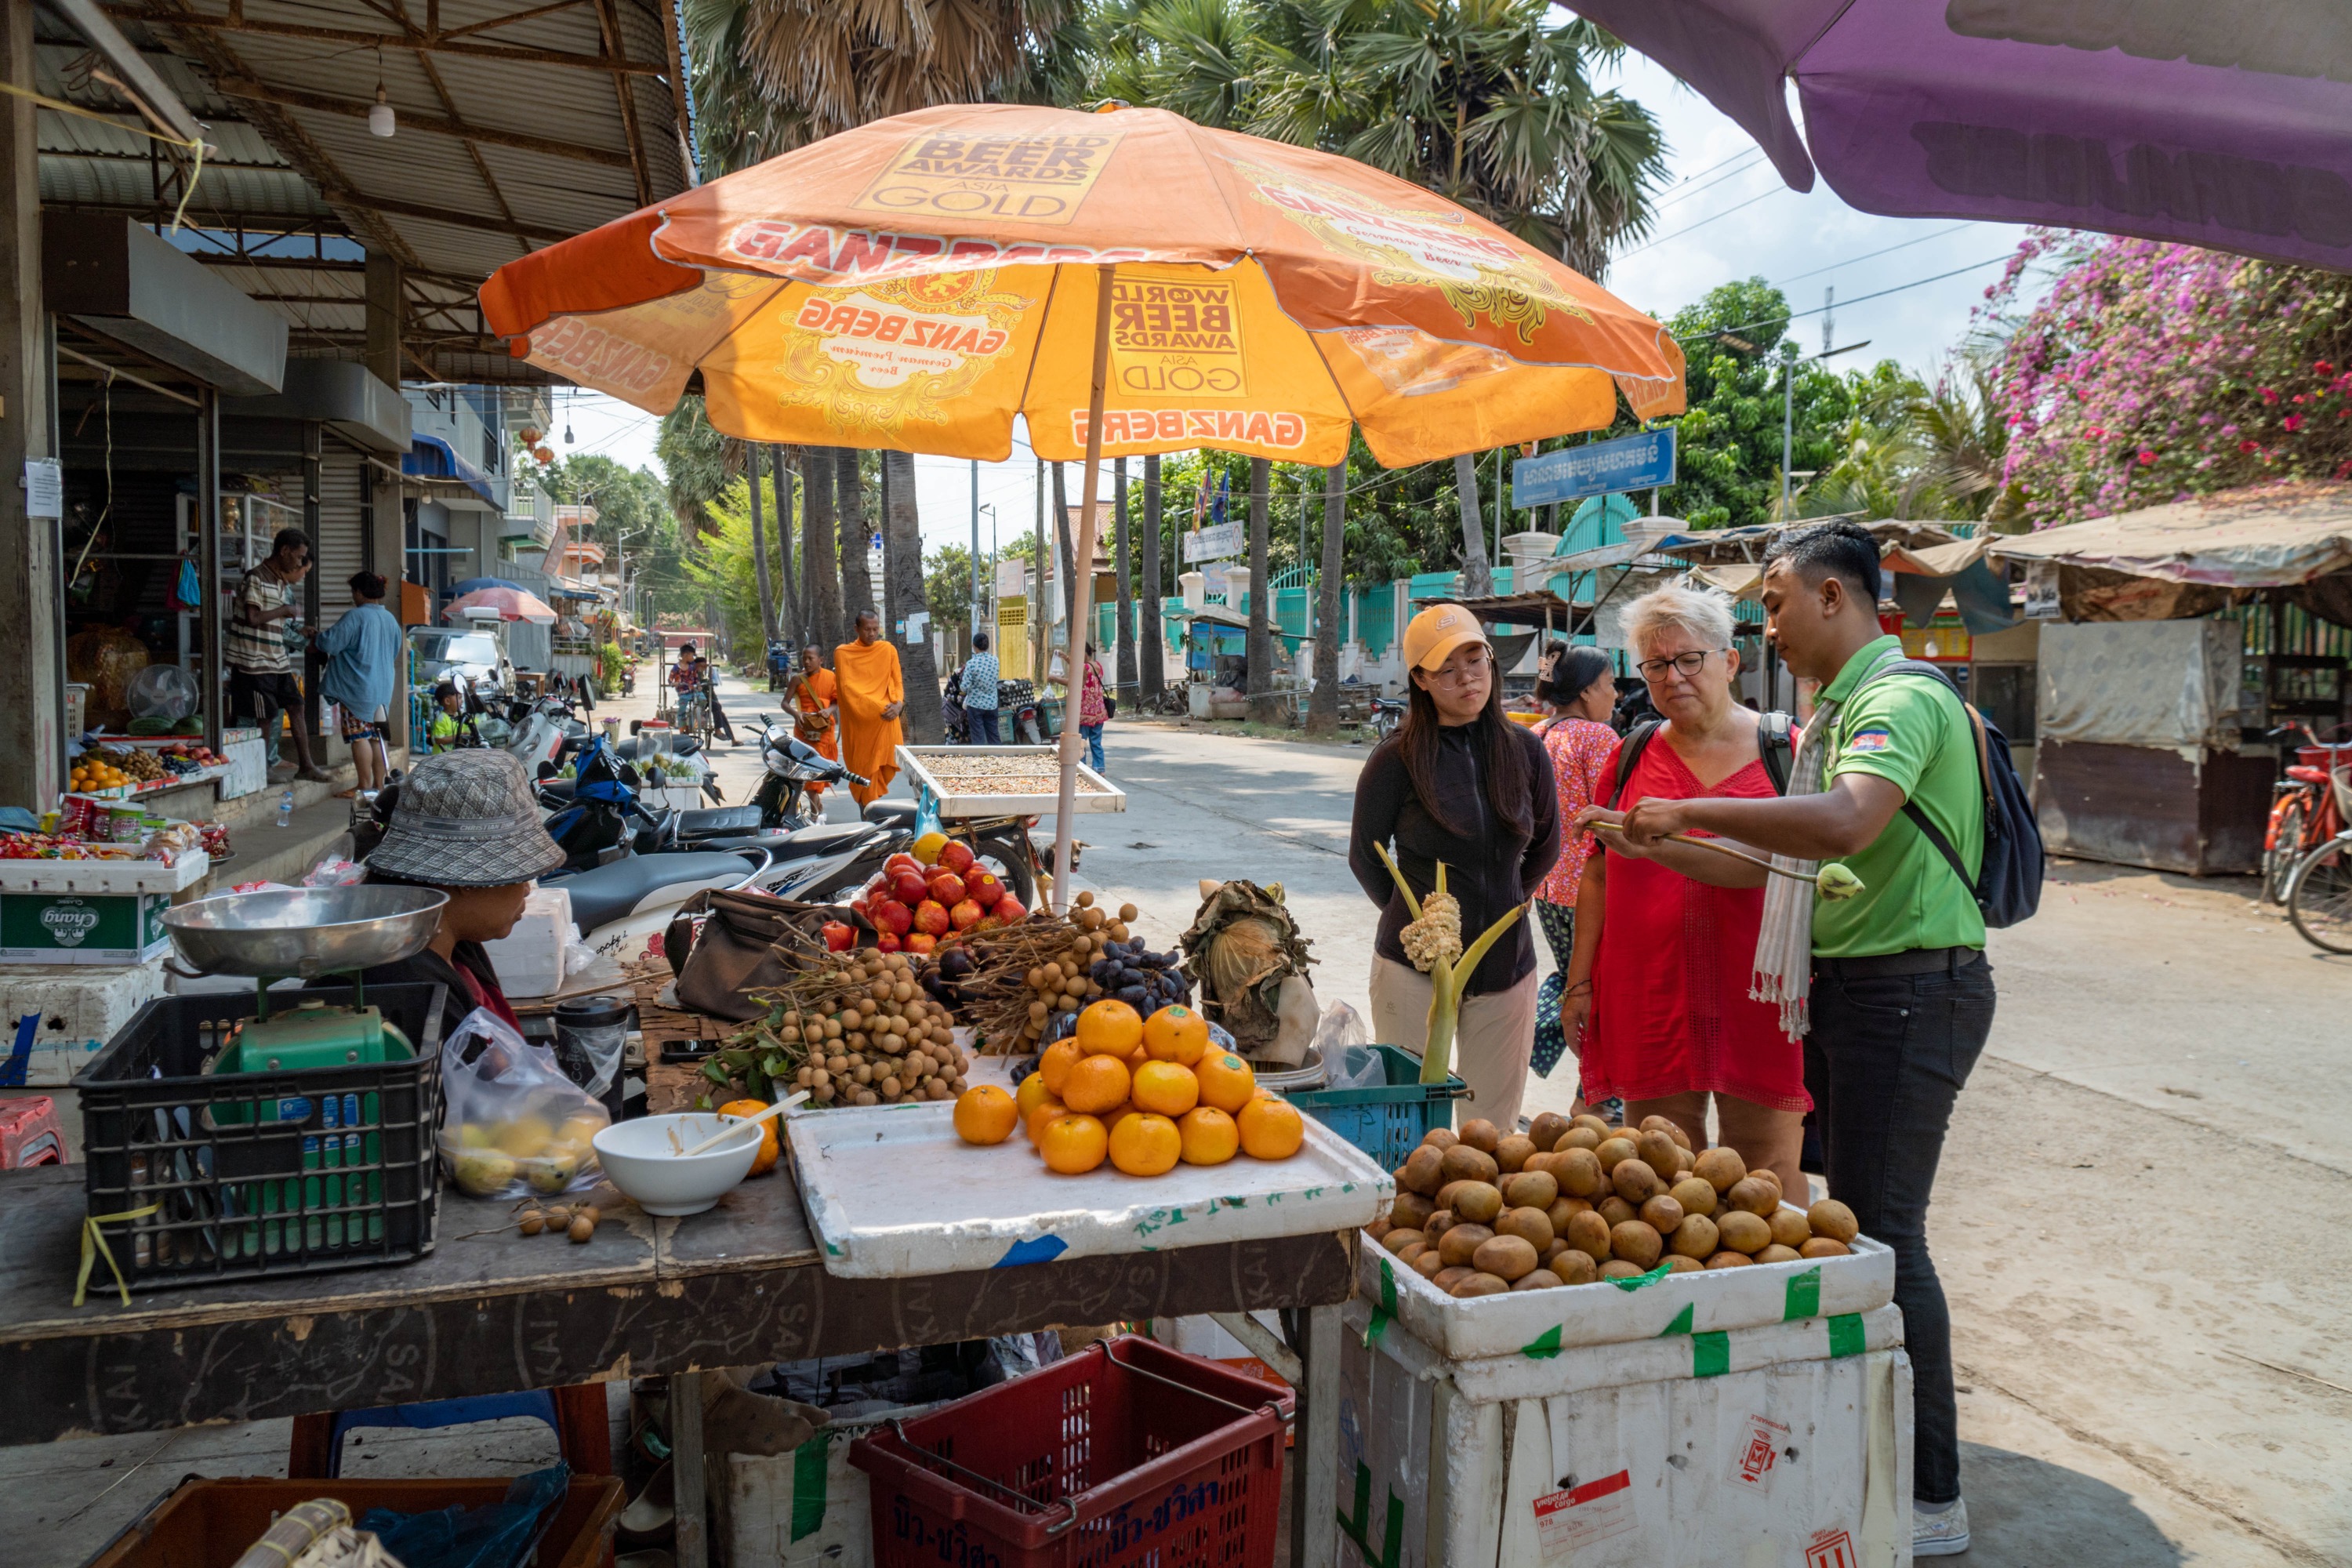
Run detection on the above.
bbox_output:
[1077,642,1109,773]
[1530,647,1618,1082]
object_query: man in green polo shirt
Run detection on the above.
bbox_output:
[1614,520,1992,1559]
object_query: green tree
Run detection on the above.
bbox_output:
[681,474,789,653]
[536,452,694,618]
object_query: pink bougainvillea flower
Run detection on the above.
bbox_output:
[2240,439,2261,453]
[2317,361,2336,376]
[2136,448,2158,465]
[2285,415,2306,431]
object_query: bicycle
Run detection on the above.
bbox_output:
[2261,721,2352,902]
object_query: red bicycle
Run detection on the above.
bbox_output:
[2262,722,2352,902]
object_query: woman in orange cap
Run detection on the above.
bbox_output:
[1348,602,1560,1131]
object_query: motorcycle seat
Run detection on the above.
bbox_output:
[771,822,880,859]
[549,851,755,936]
[674,805,762,837]
[862,799,918,827]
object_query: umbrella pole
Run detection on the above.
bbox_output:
[1051,267,1116,915]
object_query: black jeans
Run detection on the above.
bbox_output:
[1806,950,1995,1508]
[966,706,1000,745]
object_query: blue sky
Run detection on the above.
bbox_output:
[561,41,2042,553]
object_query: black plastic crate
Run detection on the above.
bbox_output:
[72,982,448,1290]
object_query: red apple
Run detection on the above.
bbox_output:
[913,898,952,936]
[884,852,921,877]
[875,931,902,953]
[938,840,976,875]
[904,931,938,955]
[993,895,1027,924]
[927,872,967,906]
[964,869,1004,906]
[820,920,855,952]
[848,896,869,917]
[892,870,931,906]
[949,897,985,931]
[869,898,913,936]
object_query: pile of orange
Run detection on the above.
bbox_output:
[952,999,1308,1178]
[69,756,129,793]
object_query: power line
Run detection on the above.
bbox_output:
[1679,252,2018,345]
[1650,152,1766,212]
[1613,186,1786,259]
[1657,145,1766,194]
[1775,224,1979,287]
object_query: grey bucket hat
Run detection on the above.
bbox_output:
[366,749,565,887]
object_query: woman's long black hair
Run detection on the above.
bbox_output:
[1389,610,1535,841]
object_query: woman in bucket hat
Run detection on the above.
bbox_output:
[361,749,566,1039]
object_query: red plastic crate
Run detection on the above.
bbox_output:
[850,1334,1291,1568]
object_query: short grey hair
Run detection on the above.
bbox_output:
[1624,583,1737,657]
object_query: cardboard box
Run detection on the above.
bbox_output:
[0,890,169,965]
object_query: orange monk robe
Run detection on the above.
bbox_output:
[790,666,840,796]
[833,638,904,808]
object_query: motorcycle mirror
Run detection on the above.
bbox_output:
[619,762,642,787]
[535,759,560,781]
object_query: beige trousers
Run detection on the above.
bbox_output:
[1368,954,1541,1134]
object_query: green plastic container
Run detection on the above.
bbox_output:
[1282,1044,1470,1171]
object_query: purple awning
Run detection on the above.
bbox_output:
[1573,1,2352,270]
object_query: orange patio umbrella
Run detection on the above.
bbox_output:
[479,103,1686,907]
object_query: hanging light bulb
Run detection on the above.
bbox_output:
[368,85,395,137]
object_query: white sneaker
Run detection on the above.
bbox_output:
[1914,1497,1970,1556]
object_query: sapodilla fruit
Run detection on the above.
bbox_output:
[1693,1145,1748,1193]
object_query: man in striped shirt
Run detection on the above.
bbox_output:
[230,528,330,782]
[960,632,1000,744]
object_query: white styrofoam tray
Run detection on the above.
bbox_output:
[787,1099,1393,1277]
[1360,1210,1895,1362]
[0,851,208,895]
[894,745,1126,818]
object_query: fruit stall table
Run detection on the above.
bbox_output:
[0,1160,1358,1568]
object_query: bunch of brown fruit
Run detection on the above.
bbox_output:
[1366,1112,1858,1299]
[748,947,971,1106]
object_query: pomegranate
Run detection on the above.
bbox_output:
[964,869,1004,906]
[884,852,921,877]
[875,931,902,953]
[869,898,913,936]
[820,920,855,952]
[905,931,938,955]
[993,895,1027,923]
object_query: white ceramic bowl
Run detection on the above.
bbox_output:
[591,1113,764,1217]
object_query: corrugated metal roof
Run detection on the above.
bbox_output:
[34,0,690,383]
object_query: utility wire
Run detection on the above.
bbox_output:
[1613,186,1786,259]
[1775,223,1979,287]
[1679,252,2019,345]
[1650,151,1766,212]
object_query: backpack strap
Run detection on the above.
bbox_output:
[1862,658,1995,887]
[1608,720,1661,809]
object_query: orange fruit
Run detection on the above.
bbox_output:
[1075,999,1144,1058]
[953,1084,1019,1146]
[1236,1097,1305,1160]
[1025,1097,1069,1142]
[1129,1043,1151,1069]
[1039,1113,1109,1174]
[1131,1060,1200,1118]
[1062,1052,1131,1115]
[1109,1112,1181,1176]
[1195,1051,1257,1114]
[1039,1039,1084,1096]
[1014,1070,1052,1126]
[1102,1102,1141,1142]
[1177,1106,1239,1166]
[716,1099,779,1176]
[1142,1005,1210,1065]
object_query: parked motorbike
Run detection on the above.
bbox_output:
[1366,694,1406,742]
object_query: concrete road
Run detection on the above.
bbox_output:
[17,707,2351,1566]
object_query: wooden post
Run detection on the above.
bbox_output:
[1140,454,1163,703]
[1287,1302,1343,1568]
[1051,268,1116,914]
[670,1370,706,1568]
[1307,462,1344,736]
[0,1,62,807]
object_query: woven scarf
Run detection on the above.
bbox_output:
[1751,645,1904,1038]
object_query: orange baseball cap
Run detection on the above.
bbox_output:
[1401,603,1490,672]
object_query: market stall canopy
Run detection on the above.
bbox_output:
[1569,0,2352,272]
[444,586,557,624]
[1990,481,2352,624]
[476,103,1686,468]
[1407,590,1579,624]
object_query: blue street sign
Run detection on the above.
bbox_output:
[1513,428,1676,508]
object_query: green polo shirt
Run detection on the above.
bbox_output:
[1812,635,1986,957]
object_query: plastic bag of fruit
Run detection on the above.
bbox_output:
[437,1007,609,1198]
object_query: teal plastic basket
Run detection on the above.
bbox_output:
[1282,1045,1470,1171]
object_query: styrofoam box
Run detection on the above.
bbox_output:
[715,1405,930,1568]
[1338,1298,1912,1568]
[787,1099,1393,1276]
[481,885,573,999]
[0,962,170,1085]
[0,851,208,896]
[1361,1214,1895,1360]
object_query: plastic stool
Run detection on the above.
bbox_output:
[289,1384,614,1479]
[0,1094,66,1167]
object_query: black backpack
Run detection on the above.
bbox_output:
[1608,711,1795,806]
[1864,659,2044,928]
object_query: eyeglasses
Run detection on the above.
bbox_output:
[1426,647,1490,682]
[1633,648,1730,681]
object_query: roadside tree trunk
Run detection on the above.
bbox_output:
[746,445,775,643]
[771,445,797,643]
[883,451,943,743]
[1453,452,1493,599]
[1247,457,1278,723]
[1112,457,1137,705]
[803,446,844,652]
[837,448,874,626]
[1308,461,1345,737]
[1140,454,1163,704]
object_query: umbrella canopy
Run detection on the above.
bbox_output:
[445,586,558,625]
[448,576,527,595]
[477,103,1684,467]
[1572,2,2352,271]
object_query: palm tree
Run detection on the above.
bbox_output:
[884,451,946,741]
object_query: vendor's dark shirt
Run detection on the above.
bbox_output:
[1348,719,1560,995]
[361,939,519,1044]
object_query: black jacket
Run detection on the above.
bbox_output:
[360,940,509,1046]
[1349,719,1560,996]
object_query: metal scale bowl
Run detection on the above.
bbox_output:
[164,886,448,1070]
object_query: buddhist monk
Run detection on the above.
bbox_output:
[833,610,904,808]
[787,644,840,799]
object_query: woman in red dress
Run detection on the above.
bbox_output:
[1563,585,1808,1194]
